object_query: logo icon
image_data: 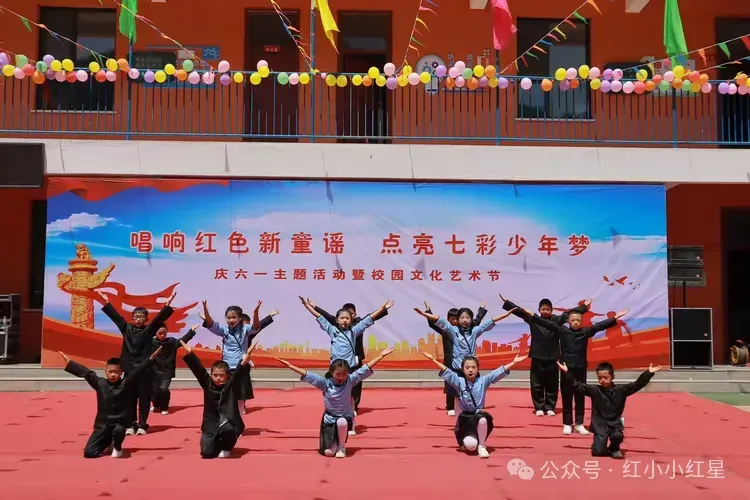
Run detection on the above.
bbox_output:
[507,458,535,480]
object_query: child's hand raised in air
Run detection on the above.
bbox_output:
[615,309,630,319]
[648,364,662,373]
[93,290,108,304]
[270,309,280,317]
[380,346,395,357]
[420,350,435,361]
[413,307,427,317]
[180,340,192,354]
[255,300,262,311]
[423,301,431,311]
[584,298,594,307]
[556,361,569,373]
[165,291,177,307]
[383,299,395,309]
[58,351,70,364]
[150,346,163,360]
[512,354,528,364]
[273,357,291,368]
[191,323,201,331]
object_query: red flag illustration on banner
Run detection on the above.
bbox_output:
[492,0,517,50]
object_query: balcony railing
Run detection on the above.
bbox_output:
[1,71,749,146]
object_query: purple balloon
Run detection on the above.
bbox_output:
[45,69,55,80]
[386,77,397,90]
[601,80,612,93]
[602,69,613,81]
[718,82,729,94]
[144,71,155,83]
[559,80,570,91]
[498,77,509,89]
[0,53,8,66]
[220,74,231,86]
[435,65,447,78]
[479,76,488,87]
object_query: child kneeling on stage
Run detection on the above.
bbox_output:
[557,360,660,459]
[275,346,395,458]
[59,348,161,458]
[422,351,527,458]
[181,340,257,458]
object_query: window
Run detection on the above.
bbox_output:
[516,18,590,120]
[37,8,117,111]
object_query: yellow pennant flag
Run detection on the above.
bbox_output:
[313,0,339,53]
[554,27,567,39]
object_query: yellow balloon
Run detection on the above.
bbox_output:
[673,65,685,79]
[368,67,379,79]
[690,81,700,93]
[578,65,590,79]
[325,74,336,86]
[487,77,498,88]
[89,61,101,73]
[555,68,566,81]
[397,74,408,87]
[155,70,167,83]
[62,59,74,72]
[299,73,310,84]
[259,66,270,78]
[336,75,347,87]
[352,74,363,86]
[590,78,601,90]
[50,60,62,72]
[376,75,386,87]
[403,65,412,75]
[249,72,261,85]
[2,65,14,77]
[636,69,648,82]
[233,72,244,84]
[419,71,431,84]
[164,64,176,75]
[473,65,485,78]
[106,59,118,72]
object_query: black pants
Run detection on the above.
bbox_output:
[591,424,624,456]
[200,425,238,459]
[445,383,456,410]
[83,424,126,458]
[530,358,559,412]
[560,365,587,426]
[128,369,152,430]
[151,375,172,411]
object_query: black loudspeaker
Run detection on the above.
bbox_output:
[668,245,704,283]
[0,143,45,188]
[0,294,21,362]
[670,308,713,368]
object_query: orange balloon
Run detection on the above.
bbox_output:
[699,73,709,84]
[688,71,700,83]
[175,69,187,81]
[362,75,372,87]
[484,65,496,78]
[467,77,479,90]
[737,73,748,85]
[117,58,130,72]
[32,70,45,84]
[671,77,683,89]
[541,78,553,92]
[445,77,455,89]
[569,79,580,89]
[66,71,77,83]
[645,80,655,92]
[653,74,663,85]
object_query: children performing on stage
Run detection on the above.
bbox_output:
[59,347,162,458]
[98,291,176,436]
[274,346,395,458]
[182,340,257,458]
[557,361,660,458]
[421,351,527,458]
[150,324,197,415]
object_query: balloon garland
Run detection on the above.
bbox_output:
[1,51,748,95]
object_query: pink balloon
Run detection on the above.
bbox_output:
[601,80,611,93]
[701,82,712,93]
[188,71,200,84]
[520,77,532,90]
[454,61,466,71]
[76,70,88,82]
[613,69,624,81]
[257,60,268,70]
[566,68,577,80]
[738,84,748,96]
[448,67,460,79]
[664,71,674,82]
[498,77,509,89]
[408,72,420,85]
[289,73,300,85]
[13,67,24,79]
[202,72,215,84]
[589,67,601,79]
[217,60,230,73]
[611,80,623,92]
[728,83,738,95]
[384,63,396,76]
[623,81,634,94]
[55,71,66,82]
[320,72,327,79]
[128,68,140,79]
[105,71,116,82]
[455,76,465,88]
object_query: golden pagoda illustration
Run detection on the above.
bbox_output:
[56,244,114,329]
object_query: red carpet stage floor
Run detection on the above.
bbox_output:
[1,388,749,499]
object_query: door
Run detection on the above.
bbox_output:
[715,19,750,147]
[245,11,300,141]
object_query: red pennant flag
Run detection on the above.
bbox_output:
[742,36,750,52]
[491,0,517,50]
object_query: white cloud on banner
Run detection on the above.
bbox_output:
[47,212,117,237]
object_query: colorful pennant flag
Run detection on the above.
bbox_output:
[312,0,339,54]
[491,0,516,51]
[718,42,730,59]
[119,0,138,42]
[663,0,688,66]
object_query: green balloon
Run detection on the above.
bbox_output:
[182,60,194,72]
[36,61,48,72]
[16,54,28,67]
[277,72,289,85]
[462,68,473,79]
[681,79,691,91]
[659,81,671,92]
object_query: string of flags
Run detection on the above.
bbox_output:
[271,0,315,71]
[399,0,439,72]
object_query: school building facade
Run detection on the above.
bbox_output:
[1,0,750,365]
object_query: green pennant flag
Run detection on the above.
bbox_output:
[119,0,138,43]
[572,12,588,24]
[20,16,32,32]
[718,42,730,59]
[663,0,688,67]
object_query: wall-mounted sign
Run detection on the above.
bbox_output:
[415,54,447,95]
[641,56,696,76]
[264,45,281,53]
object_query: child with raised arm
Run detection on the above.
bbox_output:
[275,346,395,458]
[526,307,628,436]
[98,291,176,436]
[181,340,257,459]
[421,351,527,458]
[240,308,279,403]
[59,347,162,458]
[200,300,262,414]
[150,323,198,415]
[557,360,660,458]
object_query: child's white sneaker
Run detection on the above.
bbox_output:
[136,428,147,436]
[111,449,123,458]
[335,447,346,458]
[324,446,336,457]
[125,427,136,436]
[546,410,556,416]
[563,425,572,435]
[477,446,490,458]
[621,416,625,426]
[535,410,544,416]
[574,424,590,435]
[161,410,168,415]
[218,450,231,458]
[447,409,456,416]
[348,429,356,437]
[353,411,357,417]
[150,405,155,412]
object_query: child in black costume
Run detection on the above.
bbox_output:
[150,323,198,414]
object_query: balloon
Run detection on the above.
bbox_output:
[397,74,408,87]
[249,72,261,85]
[602,68,613,81]
[22,64,34,76]
[590,78,601,90]
[188,71,200,84]
[325,74,336,86]
[613,69,623,81]
[435,65,447,78]
[182,60,194,72]
[455,76,465,88]
[403,65,413,75]
[659,81,670,92]
[498,77,509,89]
[50,60,62,72]
[257,60,268,70]
[176,69,188,81]
[32,70,45,84]
[467,77,479,90]
[218,60,230,73]
[233,72,244,84]
[611,80,622,92]
[701,82,712,93]
[739,85,749,96]
[408,72,420,85]
[203,72,215,85]
[258,66,270,78]
[570,79,580,89]
[386,77,397,90]
[578,65,590,79]
[336,75,347,87]
[105,71,116,82]
[117,58,130,71]
[566,68,577,80]
[664,71,674,82]
[600,80,611,93]
[320,72,327,80]
[479,76,488,87]
[634,81,646,94]
[16,55,29,67]
[555,68,566,81]
[690,81,700,93]
[43,54,55,65]
[559,80,570,91]
[671,78,682,89]
[485,65,496,78]
[0,53,8,66]
[653,74,663,85]
[220,74,231,86]
[541,79,553,92]
[106,59,118,72]
[62,59,74,72]
[688,71,700,83]
[362,75,372,87]
[473,65,484,78]
[155,70,167,83]
[462,68,473,80]
[680,79,690,91]
[419,72,431,84]
[89,61,101,73]
[163,63,175,76]
[589,67,600,79]
[673,65,685,79]
[728,83,738,95]
[352,74,362,86]
[698,73,709,85]
[299,73,310,85]
[76,70,88,82]
[368,67,380,79]
[636,69,648,82]
[448,67,460,79]
[55,71,66,82]
[128,68,140,80]
[289,73,300,85]
[13,67,24,79]
[623,81,634,94]
[45,69,55,80]
[384,63,396,76]
[736,73,748,85]
[95,70,107,82]
[454,61,466,71]
[64,70,76,83]
[375,75,386,87]
[487,77,497,88]
[445,77,455,89]
[520,77,532,90]
[274,72,287,84]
